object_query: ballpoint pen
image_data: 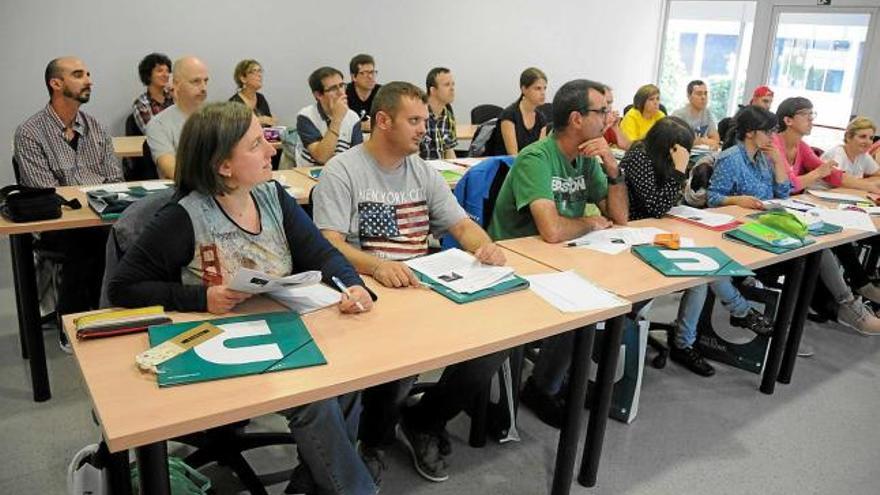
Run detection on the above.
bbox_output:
[330,276,366,311]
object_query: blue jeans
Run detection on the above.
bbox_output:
[282,392,376,495]
[674,278,752,349]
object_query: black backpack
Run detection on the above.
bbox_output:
[0,184,81,222]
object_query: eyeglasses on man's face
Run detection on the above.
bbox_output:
[323,82,347,94]
[357,69,378,77]
[584,107,610,118]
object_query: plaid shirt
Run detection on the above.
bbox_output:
[14,104,123,187]
[132,89,174,134]
[420,104,457,159]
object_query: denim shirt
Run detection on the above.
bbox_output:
[707,142,791,207]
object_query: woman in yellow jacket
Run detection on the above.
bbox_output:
[620,84,665,142]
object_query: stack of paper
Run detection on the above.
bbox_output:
[567,227,669,255]
[668,205,738,229]
[229,269,322,294]
[524,271,625,312]
[269,284,342,314]
[404,248,515,294]
[812,208,877,232]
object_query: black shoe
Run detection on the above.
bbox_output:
[436,427,452,456]
[669,346,715,377]
[485,401,512,442]
[519,379,564,429]
[358,443,387,488]
[730,308,773,336]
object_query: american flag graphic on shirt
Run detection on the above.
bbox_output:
[358,200,430,260]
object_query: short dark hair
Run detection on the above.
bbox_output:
[233,59,260,89]
[634,116,695,183]
[44,58,64,97]
[723,105,778,147]
[686,80,706,96]
[520,67,547,90]
[308,66,343,93]
[370,81,428,124]
[137,53,172,87]
[633,84,660,113]
[551,79,607,131]
[175,101,252,196]
[776,97,812,132]
[349,54,375,76]
[426,67,451,93]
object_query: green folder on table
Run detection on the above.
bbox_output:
[723,221,814,254]
[631,246,754,277]
[413,271,530,304]
[148,311,326,387]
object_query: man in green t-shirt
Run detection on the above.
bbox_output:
[489,78,629,429]
[489,78,628,242]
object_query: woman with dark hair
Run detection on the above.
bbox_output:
[230,59,277,127]
[621,117,771,376]
[620,84,665,142]
[495,67,548,155]
[132,52,174,134]
[108,101,377,494]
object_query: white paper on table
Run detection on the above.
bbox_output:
[668,205,735,227]
[763,198,820,212]
[139,180,173,191]
[79,183,130,193]
[680,237,696,248]
[269,284,342,314]
[524,270,625,313]
[807,189,867,203]
[812,208,877,232]
[229,268,323,294]
[403,248,515,294]
[426,160,467,173]
[835,204,880,216]
[451,157,484,167]
[568,227,668,254]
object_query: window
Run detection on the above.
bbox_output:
[659,1,756,120]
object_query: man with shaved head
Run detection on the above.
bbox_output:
[14,56,123,351]
[146,56,209,178]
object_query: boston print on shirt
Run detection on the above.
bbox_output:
[358,200,430,260]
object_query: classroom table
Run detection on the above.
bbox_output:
[61,249,631,495]
[112,135,282,158]
[288,162,468,189]
[0,177,313,402]
[499,202,877,488]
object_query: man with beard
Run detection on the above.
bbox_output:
[146,56,209,178]
[14,56,123,351]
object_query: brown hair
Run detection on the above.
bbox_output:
[845,116,876,142]
[633,84,660,113]
[370,81,428,124]
[233,59,261,89]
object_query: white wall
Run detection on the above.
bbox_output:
[0,0,664,186]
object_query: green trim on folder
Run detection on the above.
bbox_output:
[413,271,530,304]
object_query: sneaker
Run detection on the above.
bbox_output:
[396,421,448,482]
[519,378,564,429]
[669,346,715,377]
[58,330,72,354]
[857,283,880,305]
[358,443,387,487]
[837,297,880,336]
[730,308,773,336]
[485,401,512,442]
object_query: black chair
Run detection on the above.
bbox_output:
[537,103,554,129]
[471,104,503,125]
[100,190,294,495]
[124,113,143,137]
[122,126,158,181]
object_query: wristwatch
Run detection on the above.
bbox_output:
[606,170,625,185]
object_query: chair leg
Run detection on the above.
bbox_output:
[222,453,269,495]
[468,384,490,448]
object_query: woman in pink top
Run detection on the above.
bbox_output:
[773,97,878,193]
[870,139,880,164]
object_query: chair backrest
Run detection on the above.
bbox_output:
[11,155,22,184]
[468,118,501,157]
[470,104,503,125]
[125,113,143,136]
[441,156,515,249]
[99,188,176,307]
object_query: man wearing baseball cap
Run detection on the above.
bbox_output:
[749,86,774,110]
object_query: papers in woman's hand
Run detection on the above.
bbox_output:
[269,284,342,314]
[404,248,515,294]
[524,271,625,312]
[567,227,669,255]
[229,269,323,294]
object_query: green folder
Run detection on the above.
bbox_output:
[86,186,170,220]
[631,246,754,277]
[723,222,815,254]
[148,311,326,387]
[747,211,842,237]
[413,271,530,304]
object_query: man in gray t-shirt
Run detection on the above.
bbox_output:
[671,79,720,149]
[313,81,508,484]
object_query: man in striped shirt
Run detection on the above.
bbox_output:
[312,81,507,485]
[13,56,123,351]
[295,66,364,166]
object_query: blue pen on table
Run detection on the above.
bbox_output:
[330,276,366,312]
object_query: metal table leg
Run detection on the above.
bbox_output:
[135,442,171,495]
[11,233,51,401]
[760,257,806,394]
[778,250,822,384]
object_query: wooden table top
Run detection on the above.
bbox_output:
[62,248,629,452]
[113,136,282,158]
[500,204,875,303]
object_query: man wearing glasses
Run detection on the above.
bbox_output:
[346,54,381,131]
[296,66,364,166]
[488,79,628,427]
